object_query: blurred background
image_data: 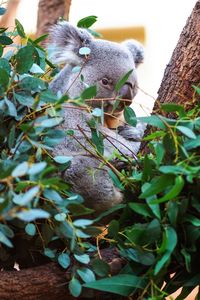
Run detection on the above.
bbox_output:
[0,0,197,115]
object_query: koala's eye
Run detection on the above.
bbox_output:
[101,78,109,86]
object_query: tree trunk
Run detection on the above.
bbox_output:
[36,0,72,38]
[0,253,125,300]
[0,0,21,28]
[141,0,200,151]
[156,0,200,110]
[0,263,70,300]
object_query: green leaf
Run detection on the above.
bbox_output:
[30,63,45,74]
[167,201,178,227]
[123,248,155,266]
[58,253,70,269]
[15,45,35,74]
[142,185,161,219]
[28,162,47,175]
[16,209,50,222]
[72,65,81,73]
[108,220,119,237]
[184,135,200,150]
[74,254,90,264]
[54,213,66,222]
[184,215,200,226]
[13,186,40,206]
[154,142,165,165]
[138,115,166,130]
[177,126,196,139]
[77,15,98,28]
[0,68,9,93]
[77,268,96,283]
[125,219,161,246]
[4,98,17,117]
[79,46,91,55]
[108,169,124,191]
[53,155,72,164]
[161,103,186,117]
[81,85,97,100]
[69,277,82,298]
[159,165,186,175]
[192,85,200,95]
[39,117,63,128]
[151,176,184,204]
[91,129,104,155]
[129,203,152,218]
[12,161,29,177]
[84,274,147,296]
[25,223,36,236]
[140,175,174,199]
[8,125,15,149]
[0,224,14,238]
[0,35,13,45]
[44,248,55,258]
[124,106,137,127]
[15,92,35,107]
[19,76,47,92]
[0,231,13,248]
[154,226,177,275]
[91,108,102,117]
[115,69,133,92]
[94,203,125,222]
[0,58,11,74]
[181,248,191,272]
[92,259,110,277]
[33,34,49,44]
[73,219,93,228]
[43,189,63,203]
[15,19,26,38]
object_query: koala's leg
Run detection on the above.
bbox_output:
[117,121,146,141]
[63,155,123,212]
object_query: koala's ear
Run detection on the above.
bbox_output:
[49,21,93,65]
[122,40,144,67]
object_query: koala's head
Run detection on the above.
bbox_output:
[49,22,144,113]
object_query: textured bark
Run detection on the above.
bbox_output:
[141,0,200,151]
[36,0,72,38]
[0,0,21,28]
[0,252,125,300]
[156,0,200,109]
[0,263,70,300]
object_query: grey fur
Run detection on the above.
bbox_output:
[49,22,145,212]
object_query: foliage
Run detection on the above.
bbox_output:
[0,11,200,299]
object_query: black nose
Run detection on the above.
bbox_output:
[119,83,133,100]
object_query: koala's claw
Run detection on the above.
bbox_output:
[118,122,146,141]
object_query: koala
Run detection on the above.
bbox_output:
[49,22,145,213]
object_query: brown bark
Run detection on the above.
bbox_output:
[0,253,125,300]
[0,0,21,28]
[0,263,70,300]
[156,0,200,110]
[141,0,200,151]
[36,0,72,38]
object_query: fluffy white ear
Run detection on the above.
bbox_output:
[122,39,144,67]
[49,21,93,65]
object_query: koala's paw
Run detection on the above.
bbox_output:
[118,122,146,141]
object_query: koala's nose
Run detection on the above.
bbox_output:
[118,83,133,106]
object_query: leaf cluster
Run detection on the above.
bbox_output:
[0,12,200,299]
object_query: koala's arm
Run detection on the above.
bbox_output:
[52,106,143,212]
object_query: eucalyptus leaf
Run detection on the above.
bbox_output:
[69,277,82,298]
[58,253,70,269]
[84,274,147,296]
[16,209,50,222]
